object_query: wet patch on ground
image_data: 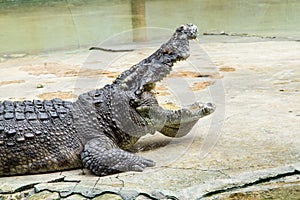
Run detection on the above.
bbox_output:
[98,70,120,79]
[191,81,215,91]
[0,80,25,86]
[160,102,179,110]
[169,70,223,79]
[37,91,77,100]
[155,85,171,96]
[20,62,118,78]
[219,67,236,72]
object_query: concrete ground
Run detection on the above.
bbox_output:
[0,35,299,199]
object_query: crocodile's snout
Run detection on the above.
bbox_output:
[203,102,216,115]
[176,23,198,40]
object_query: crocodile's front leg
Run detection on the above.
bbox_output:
[81,136,155,176]
[137,102,215,137]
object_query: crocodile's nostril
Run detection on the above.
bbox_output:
[206,103,216,111]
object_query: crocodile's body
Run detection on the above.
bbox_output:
[0,24,215,176]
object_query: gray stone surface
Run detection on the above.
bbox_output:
[0,172,64,193]
[0,36,299,199]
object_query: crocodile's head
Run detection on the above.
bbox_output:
[105,24,215,138]
[114,24,198,98]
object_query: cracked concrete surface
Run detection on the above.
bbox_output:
[0,36,299,199]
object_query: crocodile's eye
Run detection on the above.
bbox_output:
[176,25,185,32]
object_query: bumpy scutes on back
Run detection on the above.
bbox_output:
[0,99,83,176]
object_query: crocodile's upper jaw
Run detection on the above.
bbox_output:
[142,24,198,92]
[114,24,198,95]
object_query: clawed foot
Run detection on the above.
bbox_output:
[81,138,156,176]
[125,155,156,172]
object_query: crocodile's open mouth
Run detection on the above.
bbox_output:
[142,57,188,93]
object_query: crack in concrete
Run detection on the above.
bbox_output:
[199,168,300,199]
[160,166,232,179]
[1,165,299,199]
[36,188,121,199]
[91,177,100,192]
[0,176,67,195]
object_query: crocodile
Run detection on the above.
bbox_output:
[0,24,215,176]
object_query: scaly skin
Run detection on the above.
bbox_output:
[0,24,215,176]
